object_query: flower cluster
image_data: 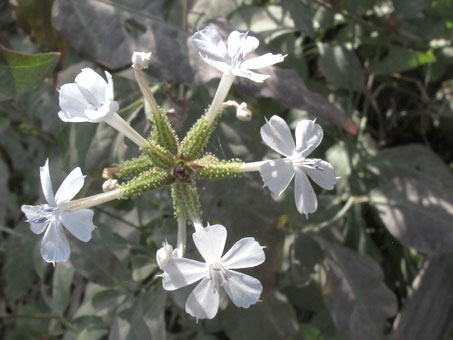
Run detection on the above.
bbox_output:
[22,26,336,320]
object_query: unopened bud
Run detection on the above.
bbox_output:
[156,241,176,270]
[132,52,152,70]
[236,102,252,121]
[102,179,118,192]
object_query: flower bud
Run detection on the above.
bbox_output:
[132,52,152,70]
[156,241,175,270]
[236,102,252,121]
[102,179,118,192]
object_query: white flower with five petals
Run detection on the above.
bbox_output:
[260,116,336,217]
[192,26,285,83]
[161,224,265,319]
[58,68,119,123]
[21,159,96,264]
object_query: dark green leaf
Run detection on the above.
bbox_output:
[371,46,436,74]
[52,261,76,315]
[282,0,316,38]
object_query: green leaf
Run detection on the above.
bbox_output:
[281,0,315,38]
[317,43,366,92]
[131,254,157,282]
[320,241,398,340]
[370,46,436,74]
[92,289,126,313]
[52,261,75,315]
[0,46,59,101]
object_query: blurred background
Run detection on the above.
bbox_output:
[0,0,452,339]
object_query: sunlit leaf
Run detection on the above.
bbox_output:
[370,46,436,74]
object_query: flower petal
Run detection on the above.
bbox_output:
[40,159,56,206]
[21,204,50,234]
[200,55,231,74]
[221,237,265,269]
[60,209,95,242]
[259,158,295,196]
[241,53,286,70]
[75,68,108,108]
[193,224,227,263]
[104,71,115,103]
[227,30,259,59]
[41,221,70,264]
[303,159,336,190]
[231,68,269,82]
[55,167,85,204]
[294,168,317,217]
[192,26,228,62]
[186,277,219,319]
[162,258,207,290]
[83,101,118,122]
[58,83,92,122]
[295,119,323,157]
[260,115,295,157]
[223,270,263,308]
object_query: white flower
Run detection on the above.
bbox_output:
[132,51,152,70]
[161,224,265,319]
[259,116,336,217]
[58,68,119,123]
[21,159,96,264]
[192,26,285,83]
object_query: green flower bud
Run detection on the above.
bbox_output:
[120,170,172,199]
[143,140,176,170]
[150,108,179,155]
[117,155,154,179]
[171,181,201,221]
[193,154,243,180]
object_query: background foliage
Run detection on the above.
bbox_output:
[1,0,453,339]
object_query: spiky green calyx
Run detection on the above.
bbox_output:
[143,140,176,170]
[179,109,221,161]
[151,108,179,155]
[171,181,201,221]
[119,170,172,199]
[193,154,243,180]
[117,155,154,179]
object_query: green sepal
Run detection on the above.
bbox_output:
[193,154,243,180]
[117,155,154,179]
[180,112,219,161]
[150,108,179,155]
[143,140,176,170]
[119,170,172,199]
[171,181,201,221]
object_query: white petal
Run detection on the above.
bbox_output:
[259,159,295,196]
[185,277,219,319]
[221,238,265,269]
[200,55,232,74]
[294,169,317,217]
[21,204,50,234]
[162,258,208,291]
[193,224,227,263]
[192,26,228,62]
[295,120,324,157]
[60,209,95,242]
[58,83,92,122]
[228,31,259,58]
[83,101,118,122]
[41,221,70,264]
[303,159,337,190]
[260,115,295,157]
[242,36,260,57]
[55,167,85,204]
[40,159,56,206]
[222,270,263,308]
[75,68,108,108]
[104,71,115,103]
[231,68,269,82]
[241,53,286,70]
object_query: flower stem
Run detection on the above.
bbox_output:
[105,113,148,148]
[65,189,121,212]
[177,217,187,257]
[134,68,160,119]
[236,160,269,173]
[205,73,235,125]
[192,218,204,232]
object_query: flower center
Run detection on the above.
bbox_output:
[28,204,58,224]
[208,262,229,293]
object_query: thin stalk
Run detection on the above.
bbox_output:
[134,68,161,117]
[105,112,148,148]
[177,217,187,257]
[205,73,235,125]
[65,189,121,212]
[236,160,268,173]
[192,218,204,232]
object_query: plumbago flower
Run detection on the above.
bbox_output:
[21,159,96,264]
[161,224,265,319]
[58,68,147,148]
[259,116,337,217]
[193,26,285,83]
